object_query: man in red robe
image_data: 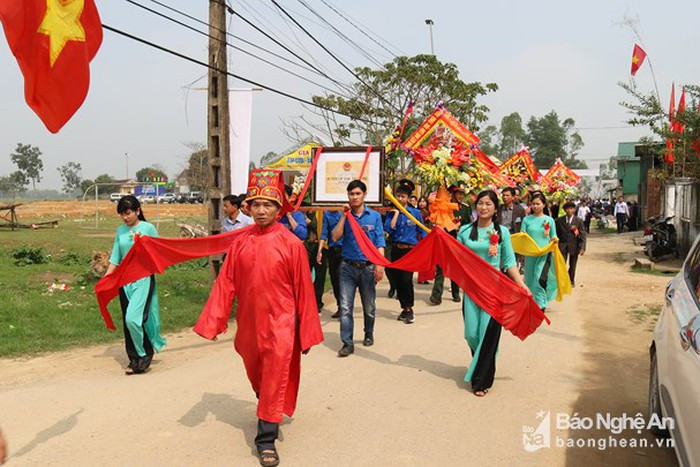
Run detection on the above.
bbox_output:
[194,169,323,466]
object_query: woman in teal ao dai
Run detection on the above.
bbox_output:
[105,195,166,374]
[520,191,558,311]
[456,190,530,397]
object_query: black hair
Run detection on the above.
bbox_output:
[284,185,293,197]
[117,195,146,221]
[502,187,516,196]
[417,196,430,208]
[346,179,367,193]
[529,190,547,206]
[468,190,502,243]
[563,201,576,210]
[396,184,412,196]
[223,194,242,209]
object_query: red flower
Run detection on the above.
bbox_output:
[488,230,499,256]
[543,221,550,236]
[571,226,579,237]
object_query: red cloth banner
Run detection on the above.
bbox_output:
[344,213,549,340]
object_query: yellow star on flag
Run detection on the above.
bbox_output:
[37,0,86,67]
[632,55,639,65]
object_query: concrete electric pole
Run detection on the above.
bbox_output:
[425,19,434,55]
[207,0,232,278]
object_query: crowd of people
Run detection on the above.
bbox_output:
[103,176,592,466]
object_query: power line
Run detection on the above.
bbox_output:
[296,0,386,68]
[123,0,347,96]
[146,0,346,91]
[318,0,404,57]
[228,7,352,95]
[270,0,400,113]
[101,23,378,124]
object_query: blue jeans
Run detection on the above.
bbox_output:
[339,261,376,346]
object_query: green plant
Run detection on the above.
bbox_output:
[59,250,86,266]
[11,245,48,266]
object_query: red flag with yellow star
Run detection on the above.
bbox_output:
[630,44,646,76]
[0,0,102,133]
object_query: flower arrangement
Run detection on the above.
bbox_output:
[543,178,581,205]
[488,229,499,257]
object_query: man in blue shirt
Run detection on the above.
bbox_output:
[331,180,385,357]
[384,180,426,324]
[221,194,253,232]
[318,209,344,319]
[278,186,308,240]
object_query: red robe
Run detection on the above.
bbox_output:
[193,222,323,423]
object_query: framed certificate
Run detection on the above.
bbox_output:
[312,146,385,206]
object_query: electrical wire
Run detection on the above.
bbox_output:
[124,0,348,96]
[101,23,379,125]
[270,0,400,113]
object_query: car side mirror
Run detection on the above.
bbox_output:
[680,314,700,356]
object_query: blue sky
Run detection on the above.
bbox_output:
[0,0,697,189]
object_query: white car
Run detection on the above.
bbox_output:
[139,195,156,204]
[157,193,176,203]
[109,193,125,202]
[649,233,700,466]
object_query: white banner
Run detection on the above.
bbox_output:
[230,89,253,195]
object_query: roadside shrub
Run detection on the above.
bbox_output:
[11,245,49,266]
[59,250,87,266]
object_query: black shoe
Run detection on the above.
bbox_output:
[337,344,354,357]
[388,288,395,298]
[397,310,408,321]
[363,333,374,347]
[429,296,442,305]
[452,295,461,302]
[404,310,415,324]
[331,310,341,319]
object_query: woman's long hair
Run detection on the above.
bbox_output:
[117,195,146,221]
[469,190,502,243]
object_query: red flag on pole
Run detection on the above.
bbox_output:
[630,44,647,76]
[674,87,686,134]
[0,0,103,133]
[665,84,676,163]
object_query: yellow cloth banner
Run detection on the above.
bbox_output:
[384,186,431,234]
[510,232,572,302]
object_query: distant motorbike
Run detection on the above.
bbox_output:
[593,208,609,229]
[644,216,679,261]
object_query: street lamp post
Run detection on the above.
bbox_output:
[425,19,434,55]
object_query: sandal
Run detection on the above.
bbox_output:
[473,389,488,397]
[125,362,136,375]
[257,448,280,467]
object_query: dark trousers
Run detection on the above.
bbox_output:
[471,317,502,391]
[616,213,627,234]
[431,264,460,300]
[255,419,279,451]
[118,276,155,371]
[584,218,591,233]
[385,242,399,292]
[327,246,342,311]
[307,242,327,309]
[388,246,414,309]
[560,247,579,284]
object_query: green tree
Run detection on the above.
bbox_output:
[0,171,28,196]
[80,178,94,195]
[619,81,700,178]
[525,111,587,169]
[598,155,618,180]
[57,162,82,195]
[135,167,168,182]
[180,143,208,191]
[477,125,499,157]
[498,112,527,158]
[93,173,118,193]
[287,54,497,179]
[10,143,44,190]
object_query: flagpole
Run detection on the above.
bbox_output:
[626,21,661,105]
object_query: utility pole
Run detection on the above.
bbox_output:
[125,152,129,179]
[207,0,231,279]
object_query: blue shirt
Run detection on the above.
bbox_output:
[221,212,252,232]
[278,211,308,240]
[384,206,427,245]
[320,210,343,247]
[340,206,385,261]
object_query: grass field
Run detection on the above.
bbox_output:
[0,216,213,357]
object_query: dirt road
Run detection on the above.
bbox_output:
[0,232,678,466]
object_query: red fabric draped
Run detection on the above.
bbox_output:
[94,227,250,330]
[345,214,549,340]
